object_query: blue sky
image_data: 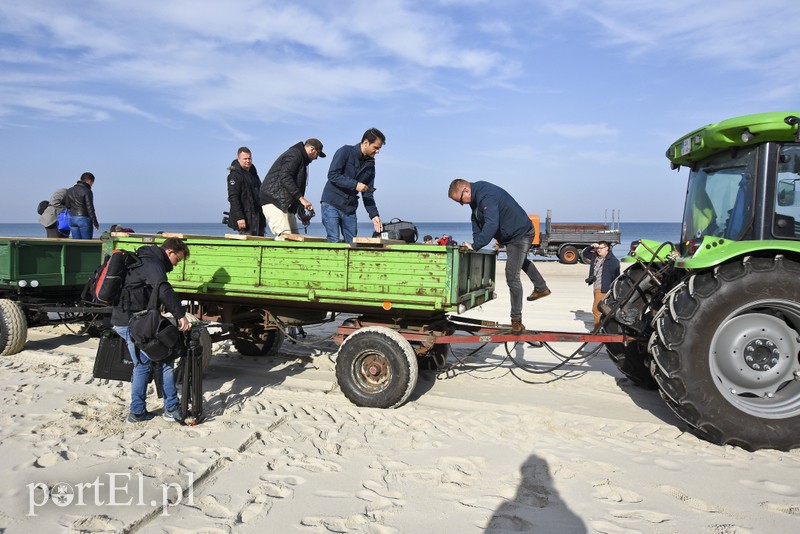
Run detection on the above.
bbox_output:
[2,0,799,225]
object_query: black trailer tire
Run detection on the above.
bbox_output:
[336,326,418,409]
[233,328,285,357]
[601,265,657,388]
[0,299,27,356]
[557,245,580,265]
[651,256,800,451]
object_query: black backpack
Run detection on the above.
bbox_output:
[37,200,49,215]
[82,250,143,305]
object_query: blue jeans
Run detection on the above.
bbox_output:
[69,215,94,239]
[114,325,179,415]
[321,202,357,243]
[505,230,548,319]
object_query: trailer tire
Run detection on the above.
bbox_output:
[233,328,284,357]
[651,256,800,451]
[0,299,27,356]
[336,326,418,409]
[557,245,579,264]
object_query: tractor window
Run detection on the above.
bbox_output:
[773,144,800,239]
[682,148,756,242]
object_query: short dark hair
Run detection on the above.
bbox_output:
[237,147,251,156]
[162,237,190,258]
[361,128,386,146]
[80,172,95,184]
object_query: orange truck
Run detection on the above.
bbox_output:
[528,209,621,264]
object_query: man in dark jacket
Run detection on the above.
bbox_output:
[586,241,621,331]
[226,147,265,236]
[260,138,325,239]
[448,179,550,334]
[112,237,191,423]
[320,128,385,243]
[65,172,99,239]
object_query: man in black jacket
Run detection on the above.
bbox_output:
[65,172,100,239]
[112,237,191,423]
[260,138,325,238]
[226,147,265,236]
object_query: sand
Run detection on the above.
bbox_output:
[1,261,799,533]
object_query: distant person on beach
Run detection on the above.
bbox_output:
[585,241,620,331]
[321,128,385,243]
[423,235,433,244]
[260,139,325,239]
[226,147,265,236]
[448,179,550,334]
[39,188,68,238]
[65,172,99,239]
[111,237,191,424]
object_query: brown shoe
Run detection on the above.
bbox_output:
[511,318,526,334]
[527,288,552,302]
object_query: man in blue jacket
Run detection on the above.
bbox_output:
[586,241,620,331]
[448,179,550,333]
[320,128,385,243]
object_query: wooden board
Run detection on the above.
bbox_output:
[352,237,405,246]
[282,234,328,242]
[224,234,275,241]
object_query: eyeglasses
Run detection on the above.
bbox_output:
[168,250,184,263]
[458,188,467,205]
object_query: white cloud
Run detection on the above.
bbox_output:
[541,122,620,139]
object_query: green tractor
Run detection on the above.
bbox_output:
[601,111,800,451]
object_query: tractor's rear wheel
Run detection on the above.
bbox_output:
[650,256,800,451]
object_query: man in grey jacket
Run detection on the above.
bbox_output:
[39,188,68,238]
[259,138,325,239]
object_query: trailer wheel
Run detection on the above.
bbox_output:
[233,328,285,357]
[336,326,418,408]
[0,299,27,356]
[651,257,800,451]
[557,245,579,264]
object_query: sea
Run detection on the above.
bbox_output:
[1,221,681,254]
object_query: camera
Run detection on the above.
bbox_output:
[221,211,230,226]
[585,275,596,285]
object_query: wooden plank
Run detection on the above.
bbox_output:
[352,237,405,246]
[224,233,275,241]
[282,233,328,242]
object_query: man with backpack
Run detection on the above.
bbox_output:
[111,237,191,424]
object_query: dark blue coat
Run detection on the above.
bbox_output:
[469,181,533,250]
[321,144,378,218]
[588,252,621,293]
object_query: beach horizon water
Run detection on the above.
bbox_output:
[0,221,682,250]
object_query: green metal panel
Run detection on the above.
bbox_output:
[109,235,496,314]
[0,238,103,287]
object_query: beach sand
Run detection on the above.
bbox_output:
[1,261,799,533]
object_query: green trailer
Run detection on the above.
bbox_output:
[0,237,105,355]
[105,233,497,408]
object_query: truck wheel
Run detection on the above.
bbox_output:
[0,299,27,356]
[233,328,285,357]
[557,245,579,264]
[601,265,657,388]
[651,257,800,451]
[336,326,418,408]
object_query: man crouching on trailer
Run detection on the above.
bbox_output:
[112,237,192,424]
[448,179,550,334]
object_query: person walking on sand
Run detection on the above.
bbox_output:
[448,178,550,334]
[585,241,620,331]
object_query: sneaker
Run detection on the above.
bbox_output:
[126,411,154,424]
[163,406,183,423]
[526,288,552,302]
[511,318,526,334]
